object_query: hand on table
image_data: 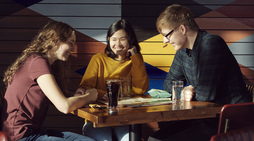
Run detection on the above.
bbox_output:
[74,87,86,96]
[85,88,98,102]
[74,88,98,102]
[183,85,195,101]
[103,93,108,101]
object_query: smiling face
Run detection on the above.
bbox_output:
[54,31,76,62]
[161,25,187,51]
[109,29,130,60]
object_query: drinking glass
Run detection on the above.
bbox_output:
[106,79,121,113]
[172,81,184,103]
[120,77,131,100]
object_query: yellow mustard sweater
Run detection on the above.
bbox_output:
[79,52,149,99]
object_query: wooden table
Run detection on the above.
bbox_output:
[72,101,222,141]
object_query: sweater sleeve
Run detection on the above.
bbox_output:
[79,53,149,99]
[79,55,107,99]
[130,53,149,94]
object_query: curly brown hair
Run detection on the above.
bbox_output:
[3,21,74,91]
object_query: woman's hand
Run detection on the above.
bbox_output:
[182,85,195,101]
[103,93,108,101]
[74,88,98,102]
[74,87,86,96]
[85,88,98,102]
[127,45,138,56]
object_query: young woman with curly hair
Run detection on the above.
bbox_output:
[1,21,97,141]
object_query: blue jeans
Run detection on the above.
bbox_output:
[82,122,129,141]
[19,128,96,141]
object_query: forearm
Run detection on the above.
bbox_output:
[163,71,185,94]
[66,93,94,113]
[76,87,105,100]
[163,77,173,93]
[164,52,185,93]
[130,53,149,94]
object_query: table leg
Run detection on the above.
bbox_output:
[129,124,142,141]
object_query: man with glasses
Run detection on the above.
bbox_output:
[148,4,251,141]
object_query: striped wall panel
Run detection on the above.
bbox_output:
[0,0,254,139]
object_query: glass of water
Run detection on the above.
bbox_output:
[172,81,184,104]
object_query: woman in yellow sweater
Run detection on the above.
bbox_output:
[76,19,149,141]
[76,19,149,100]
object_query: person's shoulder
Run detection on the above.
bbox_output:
[199,31,228,52]
[92,52,108,59]
[29,54,42,59]
[197,31,226,49]
[90,52,112,63]
[91,52,107,60]
[201,31,224,42]
[26,54,46,63]
[24,54,49,71]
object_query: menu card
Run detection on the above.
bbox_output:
[118,97,172,107]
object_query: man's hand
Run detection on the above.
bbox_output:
[183,85,195,101]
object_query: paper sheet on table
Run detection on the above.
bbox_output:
[148,89,172,98]
[118,97,172,107]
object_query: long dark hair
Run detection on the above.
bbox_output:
[105,19,141,58]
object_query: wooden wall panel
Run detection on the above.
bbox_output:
[0,41,28,52]
[0,29,40,41]
[1,0,254,139]
[0,53,20,65]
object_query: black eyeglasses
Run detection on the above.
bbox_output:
[164,25,180,38]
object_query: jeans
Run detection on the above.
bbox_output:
[148,118,218,141]
[82,122,129,141]
[19,128,96,141]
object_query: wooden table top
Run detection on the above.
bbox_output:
[72,100,222,128]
